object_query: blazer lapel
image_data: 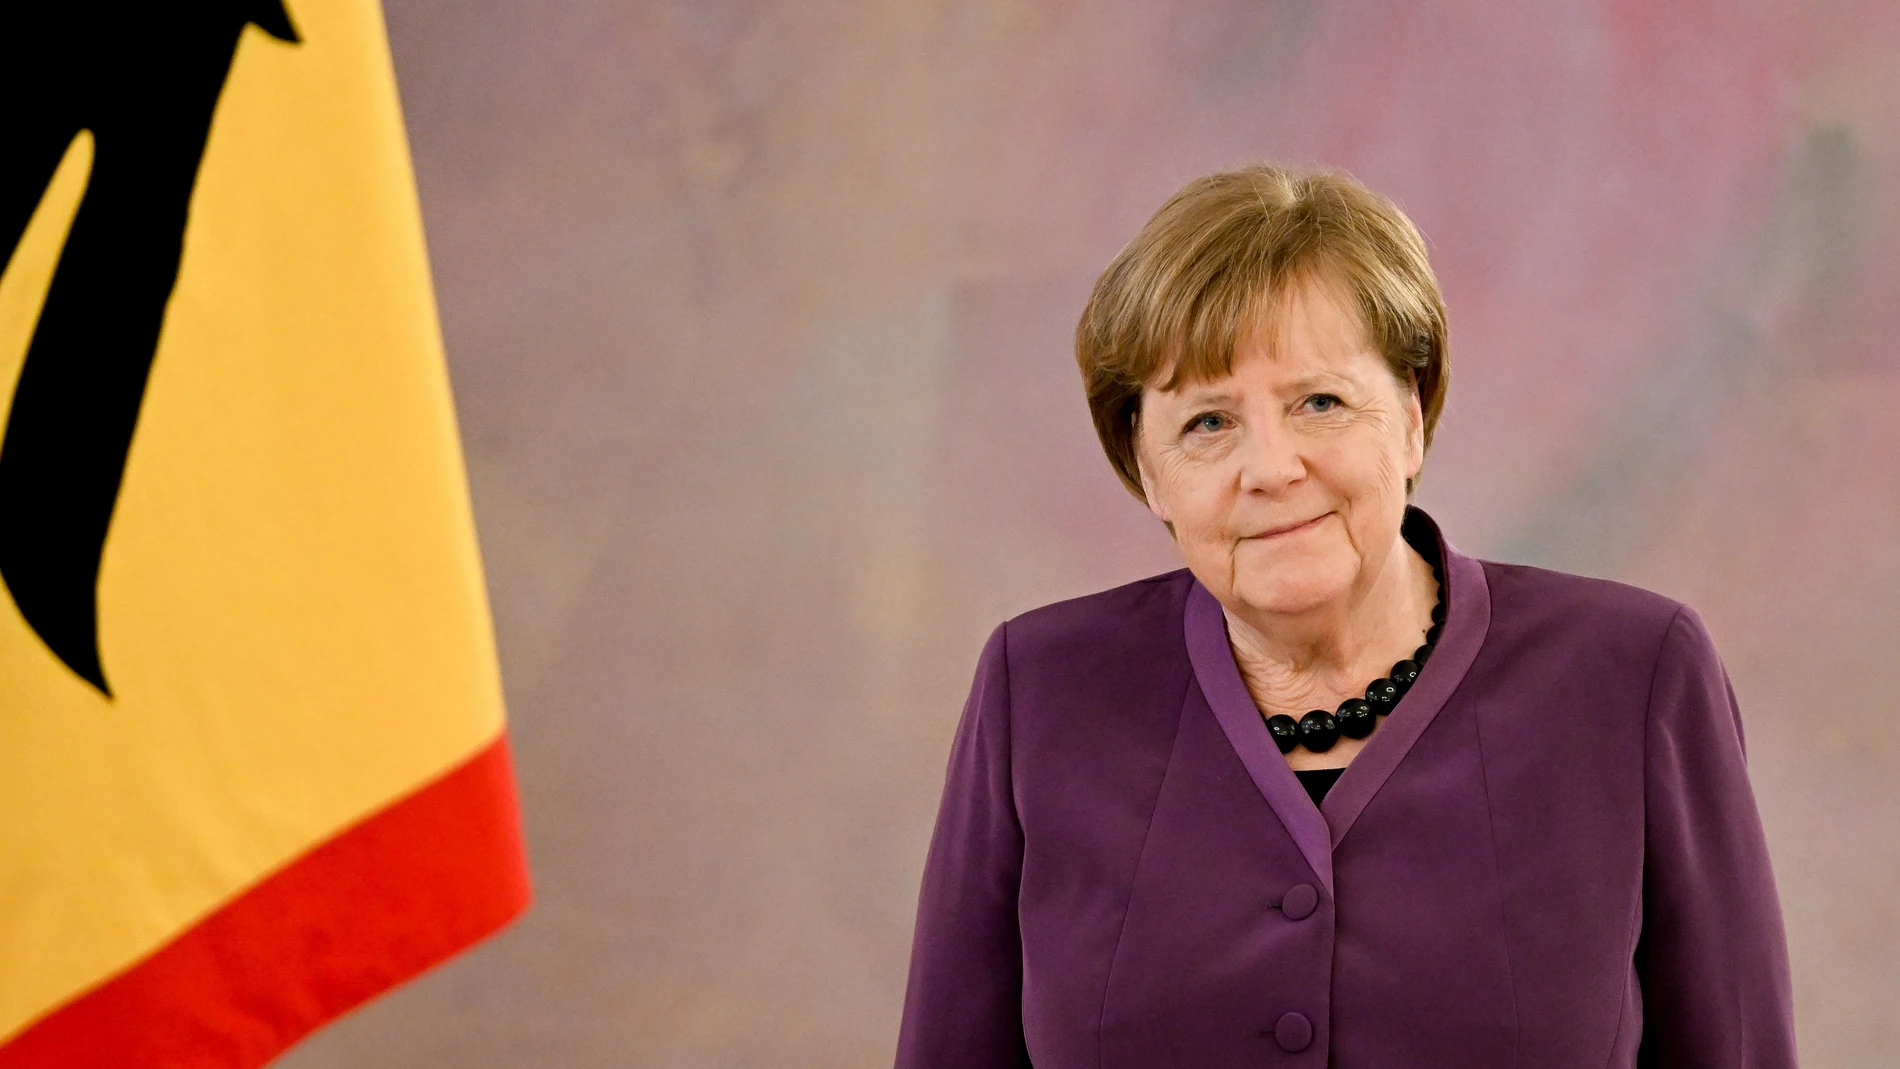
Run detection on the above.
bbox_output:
[1186,583,1335,892]
[1182,506,1493,884]
[1323,509,1491,847]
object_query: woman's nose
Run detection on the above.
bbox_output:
[1234,422,1306,494]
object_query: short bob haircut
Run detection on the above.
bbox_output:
[1076,164,1449,502]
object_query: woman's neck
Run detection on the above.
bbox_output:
[1223,535,1438,719]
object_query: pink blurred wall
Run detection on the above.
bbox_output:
[278,1,1900,1064]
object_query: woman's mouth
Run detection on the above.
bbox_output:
[1248,514,1326,540]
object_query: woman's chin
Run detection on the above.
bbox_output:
[1229,579,1351,619]
[1218,548,1356,618]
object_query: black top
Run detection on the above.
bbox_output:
[1294,766,1346,806]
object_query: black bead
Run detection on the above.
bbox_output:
[1430,600,1447,625]
[1425,621,1443,645]
[1297,710,1341,752]
[1365,677,1400,708]
[1414,643,1432,664]
[1390,659,1421,688]
[1336,698,1377,739]
[1264,713,1300,754]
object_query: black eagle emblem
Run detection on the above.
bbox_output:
[0,2,300,696]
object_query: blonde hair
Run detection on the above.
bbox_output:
[1076,164,1449,501]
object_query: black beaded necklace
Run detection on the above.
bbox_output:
[1262,548,1446,755]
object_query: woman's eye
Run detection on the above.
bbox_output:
[1304,394,1343,413]
[1186,413,1227,434]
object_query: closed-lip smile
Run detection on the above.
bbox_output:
[1248,514,1326,540]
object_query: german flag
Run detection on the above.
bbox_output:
[0,2,530,1065]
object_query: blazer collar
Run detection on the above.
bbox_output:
[1183,505,1492,892]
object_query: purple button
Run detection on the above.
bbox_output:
[1280,883,1319,921]
[1274,1011,1313,1052]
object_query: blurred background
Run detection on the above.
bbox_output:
[276,1,1900,1065]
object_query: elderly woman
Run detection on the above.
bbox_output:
[894,166,1797,1067]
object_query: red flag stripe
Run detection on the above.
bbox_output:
[0,735,531,1068]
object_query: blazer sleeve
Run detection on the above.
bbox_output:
[1636,605,1799,1067]
[894,622,1032,1069]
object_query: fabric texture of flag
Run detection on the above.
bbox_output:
[0,2,531,1065]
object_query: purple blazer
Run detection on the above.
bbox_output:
[896,508,1797,1067]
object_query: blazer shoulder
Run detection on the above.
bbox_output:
[1477,556,1691,655]
[999,569,1195,686]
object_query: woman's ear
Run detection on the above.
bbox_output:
[1137,461,1171,524]
[1402,375,1425,481]
[1132,416,1172,524]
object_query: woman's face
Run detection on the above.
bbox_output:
[1134,274,1424,621]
